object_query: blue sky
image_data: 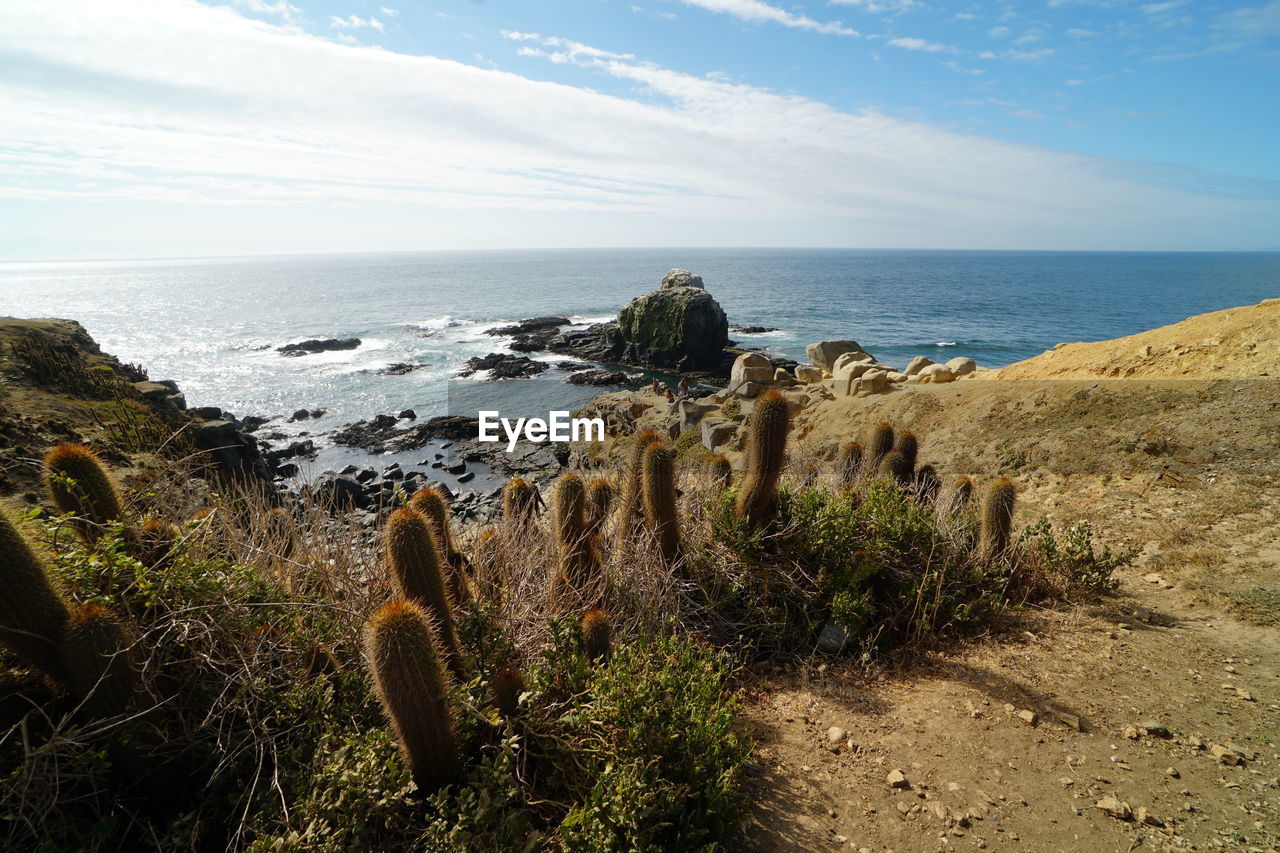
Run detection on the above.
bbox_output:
[0,0,1276,258]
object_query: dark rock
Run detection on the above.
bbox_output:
[290,409,312,421]
[354,468,377,484]
[509,337,547,353]
[378,363,421,376]
[192,420,270,480]
[382,465,404,480]
[486,317,570,337]
[398,409,416,419]
[458,353,549,380]
[444,461,466,475]
[555,360,592,371]
[340,465,359,475]
[277,338,361,357]
[276,463,299,479]
[457,471,475,483]
[271,439,315,460]
[310,474,369,510]
[568,369,635,386]
[309,409,326,419]
[331,414,401,451]
[191,406,223,420]
[239,415,269,432]
[730,324,778,334]
[616,273,728,373]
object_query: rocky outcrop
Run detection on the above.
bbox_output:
[485,316,570,353]
[805,340,866,373]
[277,338,361,357]
[615,271,729,373]
[458,353,548,380]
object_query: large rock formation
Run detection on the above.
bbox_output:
[613,269,729,373]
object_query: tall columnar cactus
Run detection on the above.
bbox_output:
[491,667,525,718]
[581,608,612,663]
[62,603,135,718]
[838,442,863,491]
[44,443,123,542]
[914,464,941,504]
[948,476,974,513]
[894,430,919,474]
[615,428,663,536]
[584,478,614,539]
[978,477,1017,561]
[502,477,539,523]
[0,508,71,680]
[867,423,895,468]
[878,450,913,487]
[365,599,461,794]
[384,508,465,676]
[703,453,733,489]
[641,440,680,564]
[735,391,791,528]
[551,473,601,595]
[410,487,472,605]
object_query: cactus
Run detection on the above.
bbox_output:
[584,478,614,538]
[581,609,612,663]
[703,453,733,489]
[301,643,340,680]
[44,443,122,542]
[978,477,1017,561]
[894,430,919,474]
[0,508,71,680]
[550,473,601,596]
[491,667,525,718]
[502,477,539,522]
[383,508,465,676]
[641,440,680,564]
[62,603,135,718]
[866,423,895,468]
[410,487,472,605]
[947,476,974,514]
[614,428,663,536]
[365,599,461,794]
[837,442,863,491]
[914,464,941,504]
[734,391,791,528]
[136,517,181,568]
[879,450,913,487]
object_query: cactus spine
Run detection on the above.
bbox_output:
[867,423,895,468]
[978,477,1017,561]
[641,440,680,564]
[581,609,612,663]
[0,509,71,680]
[137,517,181,569]
[879,450,913,487]
[502,477,539,522]
[62,603,135,718]
[44,443,122,542]
[914,464,941,504]
[383,508,465,676]
[734,391,791,528]
[410,487,472,605]
[551,473,601,596]
[894,431,918,474]
[584,478,613,539]
[491,667,525,718]
[365,600,461,794]
[703,454,733,489]
[615,428,663,536]
[838,442,863,491]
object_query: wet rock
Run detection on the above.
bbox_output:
[277,338,360,357]
[309,474,369,510]
[568,369,635,386]
[459,353,549,380]
[378,362,421,375]
[398,409,416,419]
[730,323,777,334]
[444,461,466,475]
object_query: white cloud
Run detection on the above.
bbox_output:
[1142,0,1188,15]
[380,6,398,16]
[988,25,1010,37]
[0,0,1272,254]
[329,14,384,32]
[230,0,298,18]
[1066,27,1097,37]
[677,0,858,36]
[887,36,949,52]
[828,0,919,12]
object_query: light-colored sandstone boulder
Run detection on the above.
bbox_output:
[794,365,824,383]
[832,351,875,374]
[859,369,890,394]
[944,356,977,377]
[904,356,934,377]
[735,381,769,398]
[773,367,799,387]
[918,364,956,384]
[806,340,865,373]
[730,352,773,391]
[832,360,874,395]
[701,417,736,451]
[886,371,908,383]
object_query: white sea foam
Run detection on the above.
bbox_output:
[934,341,957,347]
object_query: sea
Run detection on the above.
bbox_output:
[2,249,1277,478]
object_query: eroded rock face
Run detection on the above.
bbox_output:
[614,273,728,373]
[806,340,865,373]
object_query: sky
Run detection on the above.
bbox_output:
[0,0,1276,259]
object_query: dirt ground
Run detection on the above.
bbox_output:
[742,377,1280,852]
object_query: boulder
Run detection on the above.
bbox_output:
[701,417,737,452]
[832,360,877,395]
[794,365,824,383]
[459,353,548,380]
[730,352,774,391]
[904,356,934,377]
[277,338,360,357]
[734,381,769,399]
[678,400,716,433]
[945,356,977,377]
[615,273,728,372]
[917,364,956,384]
[806,340,865,373]
[773,367,799,387]
[193,420,269,478]
[832,351,874,373]
[858,369,890,395]
[660,268,705,290]
[311,474,370,511]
